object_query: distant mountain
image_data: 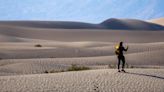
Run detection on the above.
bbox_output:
[0,18,164,30]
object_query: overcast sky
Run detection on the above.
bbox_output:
[0,0,163,23]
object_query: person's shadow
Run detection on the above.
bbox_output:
[125,72,164,80]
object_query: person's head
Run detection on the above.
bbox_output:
[119,42,123,46]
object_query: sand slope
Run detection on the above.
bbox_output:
[0,69,164,92]
[0,41,164,75]
[0,26,164,42]
[149,18,164,26]
[0,24,164,75]
[0,19,164,92]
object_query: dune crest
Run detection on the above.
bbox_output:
[0,18,164,30]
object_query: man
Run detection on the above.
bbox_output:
[116,42,128,72]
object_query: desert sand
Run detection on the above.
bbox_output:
[0,69,164,92]
[0,18,164,92]
[149,18,164,26]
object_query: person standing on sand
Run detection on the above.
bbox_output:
[115,42,128,72]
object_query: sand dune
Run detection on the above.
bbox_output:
[0,21,101,29]
[0,41,164,75]
[0,18,164,30]
[0,69,164,92]
[149,18,164,26]
[0,41,164,59]
[0,18,164,92]
[0,27,164,75]
[0,26,164,42]
[100,18,164,30]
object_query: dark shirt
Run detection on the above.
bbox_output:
[118,46,127,56]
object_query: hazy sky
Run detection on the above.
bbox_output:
[0,0,163,23]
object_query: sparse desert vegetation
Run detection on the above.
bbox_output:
[44,64,90,73]
[67,64,90,71]
[34,44,42,47]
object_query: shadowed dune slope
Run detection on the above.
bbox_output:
[0,21,101,29]
[100,18,164,30]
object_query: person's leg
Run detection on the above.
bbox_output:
[118,56,121,72]
[121,56,125,72]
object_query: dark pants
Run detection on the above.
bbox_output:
[117,55,125,70]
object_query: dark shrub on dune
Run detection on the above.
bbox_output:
[67,64,90,71]
[35,44,42,47]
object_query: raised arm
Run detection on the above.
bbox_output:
[123,46,128,51]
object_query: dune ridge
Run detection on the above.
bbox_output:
[0,18,164,30]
